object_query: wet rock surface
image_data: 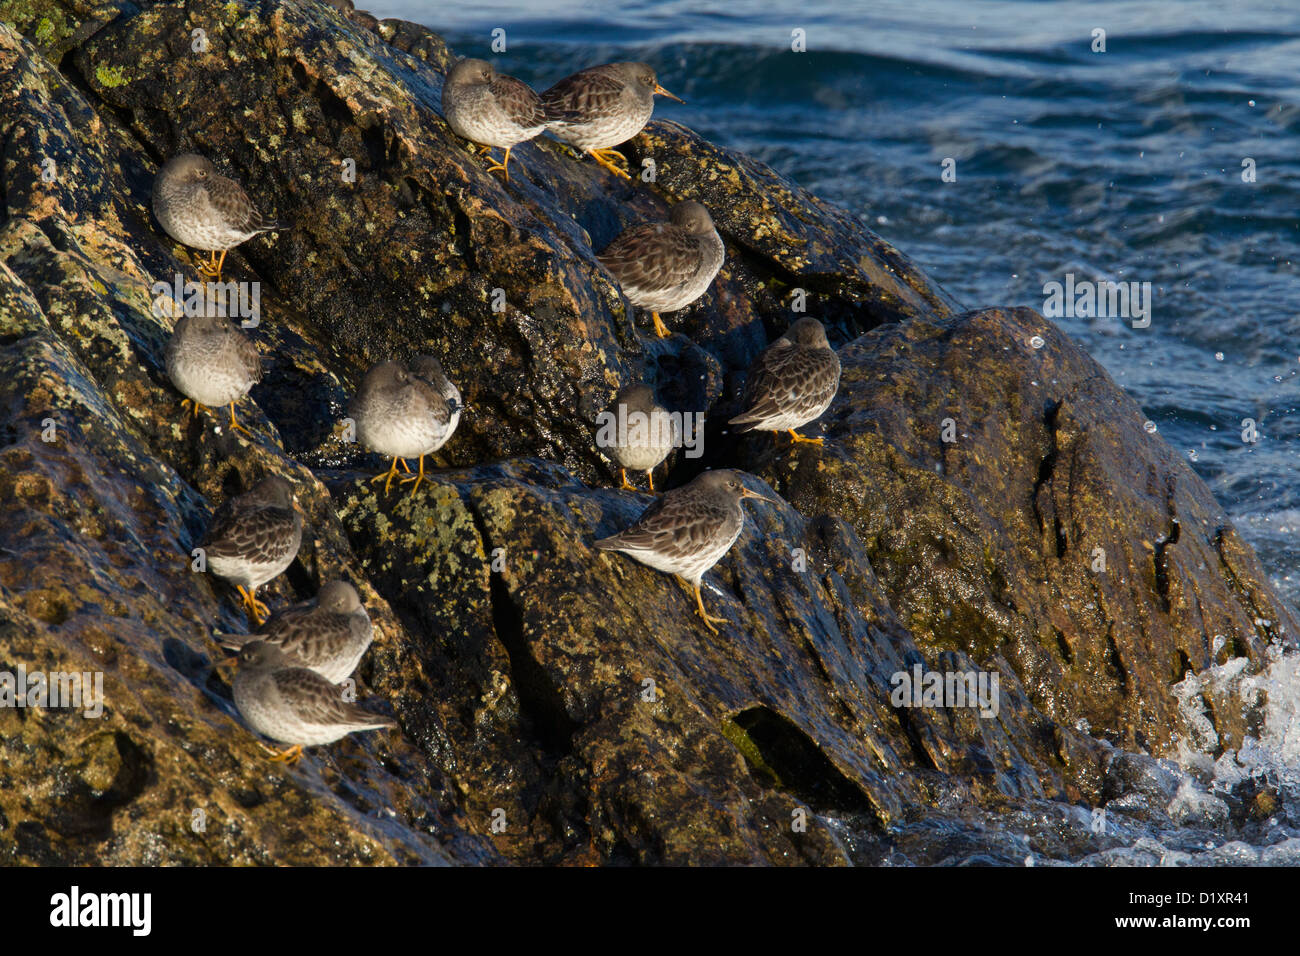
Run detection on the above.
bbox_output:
[0,0,1295,864]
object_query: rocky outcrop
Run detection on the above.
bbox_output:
[0,0,1292,864]
[741,307,1285,759]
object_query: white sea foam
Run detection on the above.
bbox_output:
[1171,642,1300,798]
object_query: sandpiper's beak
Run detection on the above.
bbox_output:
[740,488,778,505]
[654,84,684,104]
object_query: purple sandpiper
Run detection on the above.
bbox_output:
[598,201,724,338]
[541,62,683,179]
[164,311,262,435]
[443,58,549,182]
[729,317,841,445]
[348,357,463,495]
[600,383,679,493]
[200,475,303,625]
[152,154,288,281]
[218,580,372,684]
[595,469,774,634]
[232,641,396,764]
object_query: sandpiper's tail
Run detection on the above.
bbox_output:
[726,410,763,431]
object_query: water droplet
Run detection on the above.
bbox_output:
[1188,449,1198,461]
[1029,335,1044,349]
[1144,420,1157,433]
[1215,352,1224,361]
[1248,99,1256,107]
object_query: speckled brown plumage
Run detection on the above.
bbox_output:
[200,475,303,624]
[348,357,462,495]
[232,641,396,762]
[600,383,678,492]
[219,580,372,684]
[541,62,682,178]
[443,58,548,180]
[164,312,262,435]
[730,318,841,444]
[595,469,774,633]
[599,201,724,337]
[152,153,287,279]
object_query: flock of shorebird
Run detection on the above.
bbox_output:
[152,57,842,762]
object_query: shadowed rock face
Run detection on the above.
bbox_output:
[0,0,1293,865]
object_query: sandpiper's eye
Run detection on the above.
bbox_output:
[198,170,207,178]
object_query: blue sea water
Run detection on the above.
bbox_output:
[366,0,1300,861]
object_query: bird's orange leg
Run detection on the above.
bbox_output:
[262,742,303,764]
[228,403,254,437]
[236,585,270,625]
[587,148,631,180]
[370,457,406,495]
[689,579,728,634]
[199,249,227,281]
[787,429,825,446]
[400,455,427,494]
[484,146,513,181]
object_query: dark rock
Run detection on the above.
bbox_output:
[1103,750,1182,806]
[739,306,1292,760]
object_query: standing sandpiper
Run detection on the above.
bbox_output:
[598,201,724,338]
[232,641,397,764]
[348,357,462,495]
[164,312,262,435]
[200,475,303,625]
[600,383,679,493]
[152,154,288,281]
[541,62,683,179]
[595,469,774,634]
[218,580,373,685]
[729,318,841,445]
[442,58,549,182]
